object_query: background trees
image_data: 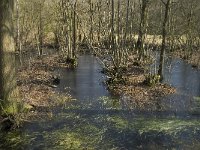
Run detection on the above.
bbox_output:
[10,0,200,74]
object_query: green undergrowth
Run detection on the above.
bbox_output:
[0,93,73,131]
[0,100,32,130]
[65,57,78,68]
[144,74,161,86]
[108,116,200,135]
[2,113,200,149]
[98,96,121,110]
[1,96,200,149]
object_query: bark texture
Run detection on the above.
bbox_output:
[0,0,19,114]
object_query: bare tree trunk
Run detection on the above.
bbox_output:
[97,0,102,45]
[38,2,43,56]
[130,3,136,48]
[158,0,171,79]
[0,0,20,114]
[117,0,120,47]
[124,0,130,47]
[89,0,94,44]
[16,0,21,53]
[69,10,72,58]
[137,0,149,61]
[111,0,120,69]
[111,0,115,54]
[106,0,111,48]
[72,0,77,58]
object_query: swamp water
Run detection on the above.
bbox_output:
[1,55,200,149]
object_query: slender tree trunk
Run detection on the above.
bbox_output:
[72,1,77,58]
[124,0,130,47]
[97,1,102,45]
[130,4,135,47]
[89,0,94,44]
[116,0,120,66]
[111,0,115,54]
[106,0,111,47]
[38,2,43,56]
[0,0,20,114]
[137,0,149,60]
[16,0,21,53]
[69,10,72,58]
[158,0,171,79]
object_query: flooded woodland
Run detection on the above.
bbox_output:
[1,0,200,149]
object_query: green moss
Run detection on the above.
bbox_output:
[1,114,200,149]
[0,131,35,149]
[39,123,103,149]
[0,98,34,116]
[1,96,200,149]
[98,96,121,110]
[191,97,200,114]
[106,115,200,136]
[107,116,129,131]
[193,96,200,102]
[43,130,82,149]
[0,101,20,115]
[52,94,73,107]
[144,74,161,86]
[65,57,77,68]
[130,118,200,135]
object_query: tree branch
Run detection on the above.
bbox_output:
[160,0,167,5]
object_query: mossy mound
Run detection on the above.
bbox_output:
[143,74,161,86]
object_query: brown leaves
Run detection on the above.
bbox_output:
[20,84,54,107]
[17,54,71,109]
[108,66,176,110]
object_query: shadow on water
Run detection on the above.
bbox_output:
[1,55,200,149]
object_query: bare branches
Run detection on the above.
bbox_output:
[160,0,167,5]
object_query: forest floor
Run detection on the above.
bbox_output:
[17,53,73,120]
[103,55,176,110]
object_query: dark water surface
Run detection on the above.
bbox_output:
[57,55,110,101]
[1,55,200,149]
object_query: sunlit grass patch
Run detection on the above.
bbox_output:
[98,96,122,110]
[107,115,200,136]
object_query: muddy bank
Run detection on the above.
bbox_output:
[0,53,76,130]
[17,53,73,119]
